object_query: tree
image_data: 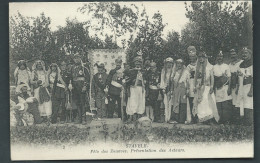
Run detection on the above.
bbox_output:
[184,1,252,63]
[104,34,119,49]
[126,12,166,69]
[10,12,52,63]
[78,2,144,48]
[163,31,181,59]
[52,18,121,64]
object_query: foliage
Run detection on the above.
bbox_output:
[10,12,52,63]
[126,12,166,69]
[163,31,186,64]
[9,2,253,70]
[184,1,252,63]
[78,2,140,47]
[10,13,120,66]
[52,18,104,64]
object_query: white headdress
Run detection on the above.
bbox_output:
[32,60,46,72]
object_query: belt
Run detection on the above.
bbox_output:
[149,85,158,90]
[111,80,122,88]
[57,83,65,88]
[74,77,85,81]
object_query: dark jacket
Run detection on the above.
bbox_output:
[105,68,123,96]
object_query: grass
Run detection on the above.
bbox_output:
[10,123,253,146]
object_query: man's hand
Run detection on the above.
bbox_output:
[104,86,109,94]
[82,86,87,92]
[227,87,231,96]
[37,80,42,85]
[186,89,190,97]
[235,88,239,95]
[162,89,166,94]
[209,87,214,94]
[237,69,243,76]
[247,89,253,97]
[33,98,38,103]
[193,88,197,94]
[68,84,73,91]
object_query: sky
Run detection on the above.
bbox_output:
[9,1,189,38]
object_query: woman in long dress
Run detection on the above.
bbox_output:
[48,63,67,124]
[193,52,219,123]
[160,57,175,123]
[237,47,253,125]
[14,60,32,95]
[228,49,243,124]
[31,60,52,125]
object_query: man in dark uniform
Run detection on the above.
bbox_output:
[92,63,108,118]
[145,62,161,122]
[70,54,91,124]
[105,58,124,118]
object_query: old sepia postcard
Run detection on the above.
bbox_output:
[9,1,253,160]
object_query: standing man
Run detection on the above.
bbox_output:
[186,46,197,123]
[213,51,232,124]
[145,62,161,122]
[126,56,146,122]
[170,59,190,124]
[160,57,175,123]
[228,49,243,124]
[92,63,108,119]
[105,58,124,119]
[70,54,91,124]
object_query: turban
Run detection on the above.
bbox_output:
[50,63,58,68]
[133,56,143,63]
[17,60,27,68]
[230,49,237,55]
[137,116,152,124]
[176,59,184,63]
[165,57,174,63]
[32,60,46,72]
[242,47,252,55]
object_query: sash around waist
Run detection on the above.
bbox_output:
[56,83,65,88]
[73,77,85,81]
[149,85,159,90]
[111,80,122,88]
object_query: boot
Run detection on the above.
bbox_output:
[46,117,52,126]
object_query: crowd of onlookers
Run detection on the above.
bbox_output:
[10,46,253,127]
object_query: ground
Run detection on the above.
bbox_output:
[10,118,253,146]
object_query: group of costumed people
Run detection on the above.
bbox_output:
[10,46,253,126]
